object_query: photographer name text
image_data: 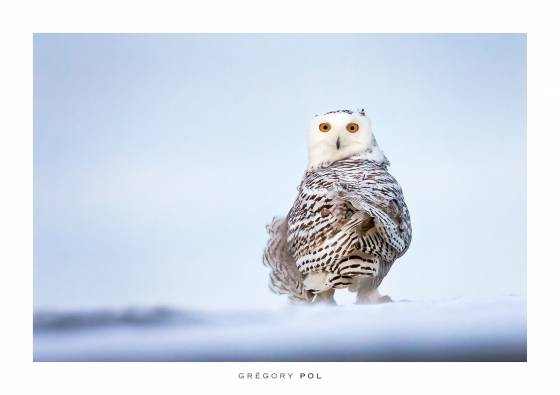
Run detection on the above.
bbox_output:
[238,372,322,380]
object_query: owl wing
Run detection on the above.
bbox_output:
[287,159,411,275]
[333,162,412,258]
[263,216,313,303]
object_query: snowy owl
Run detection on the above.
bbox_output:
[263,109,412,304]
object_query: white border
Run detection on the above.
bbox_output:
[1,0,558,394]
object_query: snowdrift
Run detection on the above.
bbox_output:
[34,295,526,362]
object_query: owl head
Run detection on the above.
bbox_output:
[307,109,386,169]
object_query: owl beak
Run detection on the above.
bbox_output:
[336,136,341,150]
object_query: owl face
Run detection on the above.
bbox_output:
[307,109,380,168]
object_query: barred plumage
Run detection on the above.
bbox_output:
[262,217,313,303]
[288,157,411,292]
[263,109,411,304]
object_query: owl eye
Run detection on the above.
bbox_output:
[346,123,359,133]
[319,123,331,132]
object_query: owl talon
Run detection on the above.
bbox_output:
[355,284,392,305]
[355,293,392,304]
[312,289,336,305]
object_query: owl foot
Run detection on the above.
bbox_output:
[312,289,336,305]
[355,287,393,304]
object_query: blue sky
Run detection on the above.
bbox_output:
[34,34,526,309]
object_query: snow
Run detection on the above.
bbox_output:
[33,295,526,362]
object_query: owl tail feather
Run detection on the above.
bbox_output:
[263,217,313,304]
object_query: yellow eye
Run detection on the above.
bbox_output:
[319,122,331,132]
[346,123,359,133]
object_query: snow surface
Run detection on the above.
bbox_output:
[33,295,526,362]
